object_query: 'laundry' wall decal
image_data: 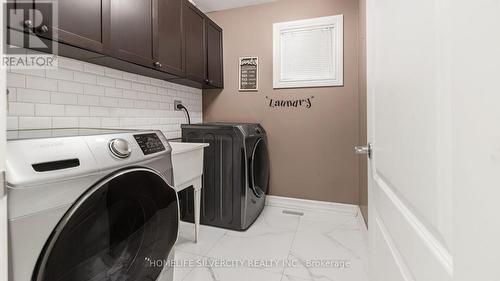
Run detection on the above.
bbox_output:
[265,96,315,109]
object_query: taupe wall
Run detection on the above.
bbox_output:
[203,0,363,204]
[358,0,368,223]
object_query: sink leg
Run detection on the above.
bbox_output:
[193,181,201,243]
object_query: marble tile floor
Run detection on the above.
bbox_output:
[171,205,369,281]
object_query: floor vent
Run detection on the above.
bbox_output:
[282,210,304,216]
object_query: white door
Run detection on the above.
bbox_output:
[366,0,500,280]
[366,0,453,280]
[0,0,8,279]
[450,2,500,281]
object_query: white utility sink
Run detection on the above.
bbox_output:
[169,141,209,242]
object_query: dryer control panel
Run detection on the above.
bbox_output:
[134,133,166,155]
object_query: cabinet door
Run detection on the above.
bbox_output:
[205,19,223,88]
[183,1,206,83]
[34,0,109,53]
[155,0,185,77]
[109,0,155,67]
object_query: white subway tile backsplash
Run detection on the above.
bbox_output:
[9,102,35,116]
[123,90,138,99]
[135,92,148,101]
[104,87,122,98]
[150,94,162,102]
[17,89,51,103]
[77,95,100,106]
[159,103,170,110]
[167,89,177,97]
[19,117,52,129]
[84,64,105,75]
[160,95,172,104]
[101,117,120,127]
[10,68,45,77]
[115,80,132,90]
[79,117,101,127]
[108,107,122,117]
[120,118,136,127]
[7,117,19,130]
[96,76,116,87]
[105,68,123,79]
[52,117,78,128]
[151,78,163,87]
[7,55,201,137]
[89,106,110,117]
[132,83,146,92]
[135,118,151,126]
[157,88,168,96]
[134,100,148,109]
[118,99,134,108]
[58,80,84,94]
[144,85,158,94]
[51,92,78,105]
[122,72,139,81]
[74,72,97,84]
[83,84,106,96]
[161,80,172,88]
[7,73,26,88]
[65,105,90,116]
[148,101,160,109]
[137,76,151,84]
[46,68,74,81]
[100,96,120,107]
[7,88,17,102]
[36,104,65,116]
[26,76,58,91]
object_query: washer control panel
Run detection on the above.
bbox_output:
[134,133,165,155]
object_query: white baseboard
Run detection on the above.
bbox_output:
[265,195,359,216]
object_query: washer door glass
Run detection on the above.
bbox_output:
[33,168,178,281]
[250,138,270,198]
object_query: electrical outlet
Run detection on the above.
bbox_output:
[174,100,183,111]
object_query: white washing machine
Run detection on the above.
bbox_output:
[6,128,178,281]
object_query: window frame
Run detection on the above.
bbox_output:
[273,15,344,89]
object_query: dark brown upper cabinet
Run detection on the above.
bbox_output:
[183,1,206,84]
[205,18,223,88]
[33,0,109,54]
[109,0,156,68]
[9,0,223,89]
[154,0,185,77]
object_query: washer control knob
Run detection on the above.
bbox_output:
[109,138,131,158]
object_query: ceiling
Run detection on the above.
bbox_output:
[192,0,278,13]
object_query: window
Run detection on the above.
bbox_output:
[273,15,344,88]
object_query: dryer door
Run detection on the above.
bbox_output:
[33,168,178,281]
[249,138,270,198]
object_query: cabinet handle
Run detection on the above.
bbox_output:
[37,25,49,33]
[24,20,34,28]
[204,79,210,84]
[154,61,162,68]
